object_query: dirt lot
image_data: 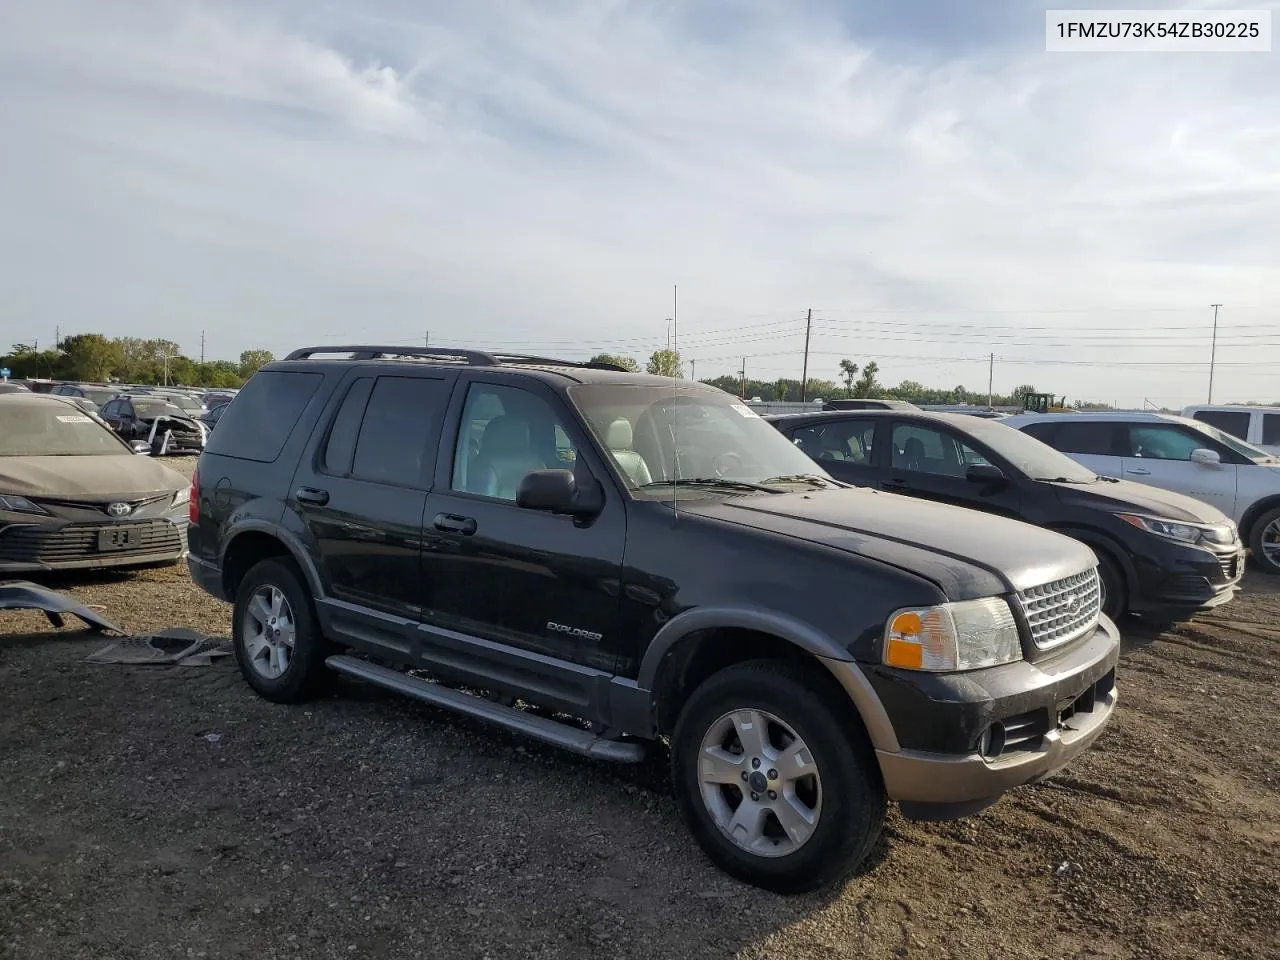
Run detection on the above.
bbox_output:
[2,479,1277,959]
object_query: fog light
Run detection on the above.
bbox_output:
[978,723,1006,759]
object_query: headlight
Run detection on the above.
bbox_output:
[172,486,191,508]
[883,597,1022,672]
[0,494,49,515]
[1117,513,1232,546]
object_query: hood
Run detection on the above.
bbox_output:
[1048,477,1230,524]
[0,454,190,499]
[680,488,1096,599]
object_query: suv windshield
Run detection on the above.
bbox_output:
[1188,419,1276,463]
[962,417,1098,482]
[0,404,129,456]
[567,383,830,496]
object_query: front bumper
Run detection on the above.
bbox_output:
[1129,539,1245,619]
[869,617,1120,818]
[0,517,188,571]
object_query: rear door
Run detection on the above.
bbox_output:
[1019,419,1125,477]
[881,419,1022,518]
[778,416,882,487]
[290,370,454,656]
[1119,422,1239,516]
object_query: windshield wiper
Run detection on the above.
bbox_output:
[1032,476,1089,484]
[760,474,840,488]
[638,478,787,494]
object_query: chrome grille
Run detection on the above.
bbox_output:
[1017,567,1101,650]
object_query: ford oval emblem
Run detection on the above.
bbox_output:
[106,502,132,518]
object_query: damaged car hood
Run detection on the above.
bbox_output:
[0,455,189,498]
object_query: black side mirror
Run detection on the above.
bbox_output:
[966,463,1006,484]
[516,469,603,517]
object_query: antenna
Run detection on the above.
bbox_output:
[666,416,681,523]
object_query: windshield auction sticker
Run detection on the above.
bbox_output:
[55,415,93,423]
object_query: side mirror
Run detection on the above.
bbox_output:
[966,463,1007,484]
[130,441,151,455]
[1190,448,1221,467]
[516,469,602,517]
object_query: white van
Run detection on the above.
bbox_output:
[1181,405,1280,455]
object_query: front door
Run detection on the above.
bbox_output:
[420,375,626,672]
[880,420,1023,519]
[1119,422,1239,517]
[290,371,453,654]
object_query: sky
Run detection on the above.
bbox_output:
[1,0,1278,407]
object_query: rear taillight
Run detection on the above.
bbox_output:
[189,470,199,524]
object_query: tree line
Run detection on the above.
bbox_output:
[589,350,1079,407]
[1,334,274,388]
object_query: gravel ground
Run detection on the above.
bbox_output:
[2,474,1278,959]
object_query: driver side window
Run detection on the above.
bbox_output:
[1126,425,1205,461]
[451,383,578,502]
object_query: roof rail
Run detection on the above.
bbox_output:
[281,345,630,373]
[283,345,499,364]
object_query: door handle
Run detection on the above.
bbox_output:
[1125,468,1151,476]
[433,513,477,535]
[295,486,330,505]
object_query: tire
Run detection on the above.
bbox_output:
[231,558,333,703]
[1095,549,1128,621]
[670,659,886,894]
[1248,506,1280,575]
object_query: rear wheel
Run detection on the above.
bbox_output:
[1248,507,1280,575]
[232,558,332,703]
[670,659,885,893]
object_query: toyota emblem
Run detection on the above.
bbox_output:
[106,502,132,518]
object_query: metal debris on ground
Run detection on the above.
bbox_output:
[84,627,232,667]
[0,580,127,634]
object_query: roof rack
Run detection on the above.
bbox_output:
[281,345,629,373]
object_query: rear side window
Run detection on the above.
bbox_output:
[321,377,374,475]
[1044,421,1116,456]
[349,376,447,487]
[1193,410,1250,439]
[1263,414,1280,446]
[205,371,323,463]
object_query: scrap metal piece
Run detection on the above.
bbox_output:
[0,580,126,634]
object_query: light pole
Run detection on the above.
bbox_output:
[1208,303,1222,403]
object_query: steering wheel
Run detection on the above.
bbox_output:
[713,451,743,478]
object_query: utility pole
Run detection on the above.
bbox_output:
[740,357,747,398]
[1208,303,1222,403]
[200,330,205,365]
[55,326,59,349]
[987,352,994,408]
[673,284,678,354]
[689,359,696,382]
[801,308,813,402]
[425,330,430,348]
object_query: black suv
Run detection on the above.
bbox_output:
[767,410,1245,623]
[187,346,1120,892]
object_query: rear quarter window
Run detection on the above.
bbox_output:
[204,371,324,463]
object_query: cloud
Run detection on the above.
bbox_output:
[0,0,1278,404]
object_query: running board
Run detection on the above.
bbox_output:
[325,655,647,763]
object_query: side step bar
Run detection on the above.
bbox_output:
[325,655,647,763]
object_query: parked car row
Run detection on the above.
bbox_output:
[184,346,1123,893]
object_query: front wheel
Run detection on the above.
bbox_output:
[1096,550,1127,620]
[670,660,885,894]
[1249,507,1280,575]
